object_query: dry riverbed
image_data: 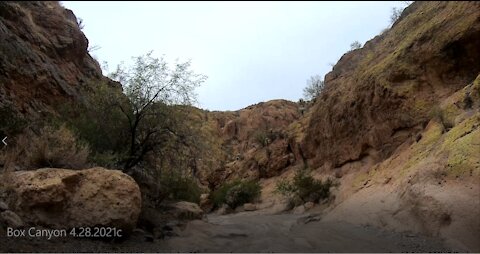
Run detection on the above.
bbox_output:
[0,211,455,253]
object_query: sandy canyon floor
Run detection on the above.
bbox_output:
[0,212,454,253]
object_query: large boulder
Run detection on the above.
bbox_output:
[243,203,257,211]
[216,204,233,215]
[293,205,306,215]
[7,167,141,232]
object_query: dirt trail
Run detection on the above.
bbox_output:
[163,212,453,253]
[0,212,455,252]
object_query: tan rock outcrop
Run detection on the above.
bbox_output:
[7,167,141,231]
[0,1,120,118]
[243,203,256,211]
[304,202,315,210]
[195,100,302,187]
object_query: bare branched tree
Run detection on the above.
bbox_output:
[350,41,362,51]
[303,75,324,101]
[390,1,413,26]
[390,7,403,25]
[108,51,207,172]
[77,17,84,30]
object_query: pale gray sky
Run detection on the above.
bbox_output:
[61,1,406,111]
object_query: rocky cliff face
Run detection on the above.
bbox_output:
[197,2,480,199]
[301,2,480,170]
[184,100,305,188]
[293,2,480,251]
[0,1,117,118]
[223,2,478,251]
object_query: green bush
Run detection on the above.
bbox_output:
[89,152,123,169]
[57,84,129,168]
[275,170,335,204]
[254,131,270,147]
[429,105,453,129]
[212,180,261,209]
[158,170,202,204]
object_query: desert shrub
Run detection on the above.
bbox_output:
[63,106,125,154]
[275,170,335,205]
[390,7,403,25]
[157,170,202,204]
[253,130,284,147]
[350,41,362,51]
[58,84,130,168]
[390,2,413,26]
[254,131,270,147]
[2,133,27,171]
[212,180,261,209]
[6,125,89,170]
[303,75,325,101]
[429,105,443,121]
[89,152,123,169]
[0,104,26,138]
[463,94,473,109]
[429,105,453,129]
[65,110,127,168]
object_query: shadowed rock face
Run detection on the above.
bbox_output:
[301,1,480,170]
[0,1,118,117]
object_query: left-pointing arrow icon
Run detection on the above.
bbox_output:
[2,136,6,146]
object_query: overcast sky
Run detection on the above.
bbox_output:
[61,1,406,111]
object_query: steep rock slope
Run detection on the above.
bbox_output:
[184,100,304,188]
[322,76,480,251]
[302,1,480,170]
[0,1,116,118]
[293,2,480,251]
